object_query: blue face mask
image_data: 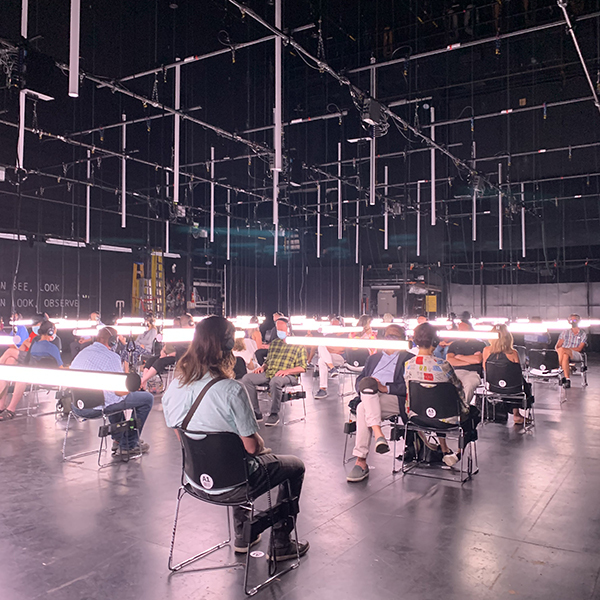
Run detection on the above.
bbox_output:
[32,326,40,335]
[277,330,287,340]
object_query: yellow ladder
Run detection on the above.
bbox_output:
[151,252,165,317]
[131,263,145,315]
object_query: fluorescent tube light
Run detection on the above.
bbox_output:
[98,244,132,253]
[46,238,86,248]
[508,324,548,333]
[286,336,410,350]
[117,317,145,325]
[162,329,194,343]
[54,319,97,330]
[0,365,129,392]
[438,331,498,340]
[0,233,27,241]
[0,336,19,346]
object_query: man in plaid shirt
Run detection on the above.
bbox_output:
[556,313,587,388]
[242,316,307,426]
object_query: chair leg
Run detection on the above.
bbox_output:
[168,488,238,573]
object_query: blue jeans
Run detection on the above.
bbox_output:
[72,391,154,450]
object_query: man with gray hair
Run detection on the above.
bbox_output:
[556,314,587,388]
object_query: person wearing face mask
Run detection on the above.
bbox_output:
[70,327,154,458]
[241,316,307,426]
[556,314,587,388]
[0,320,64,421]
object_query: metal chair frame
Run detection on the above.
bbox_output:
[568,351,588,386]
[168,430,301,596]
[62,390,142,468]
[255,382,306,425]
[400,381,479,484]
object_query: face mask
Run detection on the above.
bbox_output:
[32,326,40,335]
[277,330,287,340]
[569,320,579,327]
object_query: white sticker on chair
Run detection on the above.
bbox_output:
[200,474,214,489]
[76,400,85,409]
[250,551,264,558]
[499,380,506,387]
[426,407,437,418]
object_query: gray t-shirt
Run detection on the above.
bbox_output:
[162,373,259,493]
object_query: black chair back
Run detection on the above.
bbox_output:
[408,381,461,426]
[177,430,249,492]
[71,388,105,410]
[345,348,370,367]
[529,349,559,372]
[233,355,248,380]
[485,357,524,395]
[30,355,59,369]
[513,345,528,370]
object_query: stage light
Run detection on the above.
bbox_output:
[10,319,34,326]
[286,336,410,350]
[508,324,548,333]
[54,319,97,330]
[46,237,86,248]
[438,331,498,340]
[0,365,129,392]
[98,244,132,253]
[234,331,245,339]
[162,329,194,343]
[0,233,27,241]
[0,336,19,346]
[117,317,145,325]
[72,328,99,337]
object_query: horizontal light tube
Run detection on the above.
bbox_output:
[508,324,548,333]
[11,319,34,326]
[162,329,194,343]
[73,326,147,336]
[163,252,181,259]
[0,233,27,241]
[98,244,132,253]
[54,319,97,330]
[0,365,129,391]
[234,331,245,339]
[46,237,86,248]
[438,331,498,340]
[117,317,145,325]
[0,336,19,346]
[286,336,410,350]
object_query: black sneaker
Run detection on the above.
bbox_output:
[265,413,280,427]
[267,540,309,561]
[564,378,571,389]
[328,367,339,378]
[254,411,264,422]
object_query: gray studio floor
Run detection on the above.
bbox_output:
[1,363,600,600]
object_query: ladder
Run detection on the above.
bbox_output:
[151,252,165,317]
[131,263,145,315]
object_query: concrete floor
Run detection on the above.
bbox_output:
[1,364,599,600]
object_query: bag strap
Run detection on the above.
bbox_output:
[181,376,225,431]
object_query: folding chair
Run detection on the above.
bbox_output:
[256,382,306,425]
[24,356,61,417]
[168,430,302,596]
[569,351,588,386]
[400,381,478,484]
[528,349,563,386]
[338,349,370,401]
[483,358,535,431]
[62,388,143,467]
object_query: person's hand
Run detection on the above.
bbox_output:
[377,382,388,393]
[253,364,265,374]
[275,369,288,377]
[78,338,85,344]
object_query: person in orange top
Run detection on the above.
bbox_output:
[349,315,377,354]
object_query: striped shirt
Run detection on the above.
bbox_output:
[558,328,587,349]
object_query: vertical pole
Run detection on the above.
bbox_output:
[370,66,377,206]
[165,220,170,254]
[355,200,360,264]
[69,0,81,97]
[430,106,436,226]
[85,150,91,244]
[384,165,389,250]
[173,63,181,205]
[273,0,282,266]
[17,90,26,169]
[521,182,526,258]
[21,0,28,38]
[338,142,342,239]
[472,190,477,241]
[226,189,231,261]
[498,162,503,250]
[210,146,215,242]
[121,113,126,228]
[316,184,321,258]
[223,263,227,317]
[417,181,421,257]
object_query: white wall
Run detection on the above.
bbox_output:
[448,282,600,319]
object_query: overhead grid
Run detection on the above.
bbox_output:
[1,1,600,315]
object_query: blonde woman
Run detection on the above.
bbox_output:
[482,324,524,425]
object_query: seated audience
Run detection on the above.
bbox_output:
[70,311,102,359]
[404,323,469,466]
[242,316,307,426]
[0,320,63,421]
[10,313,28,347]
[120,315,158,371]
[446,320,485,404]
[70,327,154,457]
[350,315,377,353]
[161,315,309,559]
[483,324,530,425]
[233,336,258,372]
[347,324,413,482]
[140,314,194,388]
[314,316,346,399]
[556,313,587,388]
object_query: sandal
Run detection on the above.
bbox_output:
[0,410,15,421]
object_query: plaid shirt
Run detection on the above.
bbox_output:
[264,338,307,379]
[558,328,587,349]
